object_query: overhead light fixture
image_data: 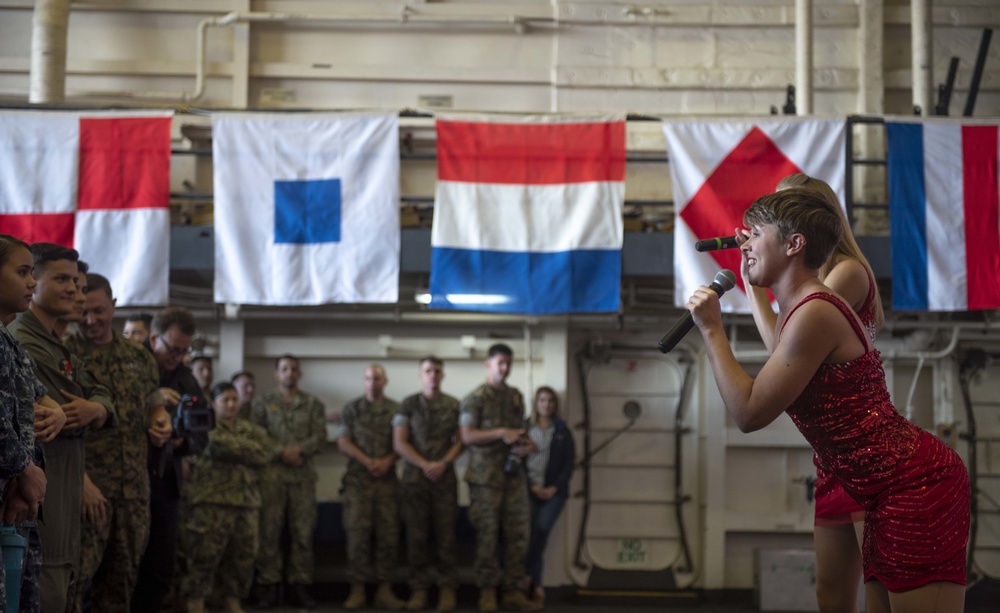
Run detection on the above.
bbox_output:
[413,291,511,306]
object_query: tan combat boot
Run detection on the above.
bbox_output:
[477,587,497,613]
[185,599,205,613]
[405,588,428,611]
[374,582,406,610]
[437,586,457,612]
[343,582,367,610]
[500,590,543,612]
[222,596,246,613]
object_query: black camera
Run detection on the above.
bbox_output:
[172,394,215,435]
[503,450,523,475]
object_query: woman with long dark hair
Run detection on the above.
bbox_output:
[523,386,575,606]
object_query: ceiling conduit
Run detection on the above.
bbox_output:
[29,0,71,104]
[74,9,543,103]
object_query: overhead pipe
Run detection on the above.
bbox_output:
[73,9,542,103]
[911,0,933,115]
[795,0,813,115]
[29,0,71,104]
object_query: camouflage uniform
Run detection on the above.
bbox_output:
[250,390,326,586]
[459,383,530,593]
[65,333,159,613]
[335,396,399,583]
[393,393,460,590]
[9,310,116,613]
[179,419,273,599]
[0,322,47,613]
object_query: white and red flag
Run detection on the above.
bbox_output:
[662,118,845,312]
[0,110,173,306]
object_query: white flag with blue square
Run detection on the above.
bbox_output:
[213,112,400,305]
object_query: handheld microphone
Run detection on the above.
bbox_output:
[694,236,739,252]
[658,270,737,353]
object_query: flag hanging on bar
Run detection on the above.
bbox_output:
[430,114,626,314]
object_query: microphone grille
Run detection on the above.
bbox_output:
[714,269,737,292]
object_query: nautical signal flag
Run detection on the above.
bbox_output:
[213,112,400,305]
[887,119,1000,311]
[662,118,845,312]
[429,114,626,314]
[0,110,172,306]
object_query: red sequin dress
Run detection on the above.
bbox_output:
[783,293,969,591]
[813,272,877,525]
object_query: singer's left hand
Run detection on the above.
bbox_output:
[687,285,723,332]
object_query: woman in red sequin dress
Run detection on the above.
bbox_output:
[740,174,884,613]
[691,188,968,613]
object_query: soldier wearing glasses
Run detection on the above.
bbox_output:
[132,307,208,613]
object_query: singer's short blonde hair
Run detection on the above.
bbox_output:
[776,173,884,332]
[744,188,842,270]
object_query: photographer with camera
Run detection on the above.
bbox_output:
[133,307,209,613]
[459,344,539,613]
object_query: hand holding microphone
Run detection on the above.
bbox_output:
[658,270,737,353]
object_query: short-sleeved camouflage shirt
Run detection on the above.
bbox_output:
[459,383,525,487]
[393,392,460,484]
[337,396,398,481]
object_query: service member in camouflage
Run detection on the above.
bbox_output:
[180,382,273,613]
[0,234,62,613]
[9,243,116,613]
[231,370,256,421]
[66,274,172,613]
[250,355,326,610]
[392,356,463,613]
[459,344,540,613]
[335,363,405,611]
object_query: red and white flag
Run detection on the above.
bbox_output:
[662,118,845,312]
[0,111,172,306]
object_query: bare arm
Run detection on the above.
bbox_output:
[690,285,863,433]
[392,425,428,470]
[337,435,372,466]
[822,258,871,316]
[459,425,522,447]
[442,433,464,464]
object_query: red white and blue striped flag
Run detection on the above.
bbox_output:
[887,119,1000,311]
[429,115,626,314]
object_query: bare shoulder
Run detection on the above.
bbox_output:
[778,296,863,363]
[824,257,870,311]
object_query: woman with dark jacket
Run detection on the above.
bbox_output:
[524,386,575,605]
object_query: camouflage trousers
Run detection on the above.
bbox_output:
[341,477,398,583]
[179,504,258,599]
[256,478,316,586]
[467,475,530,592]
[69,498,149,613]
[15,523,41,613]
[398,472,459,589]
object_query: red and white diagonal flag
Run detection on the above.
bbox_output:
[662,118,845,312]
